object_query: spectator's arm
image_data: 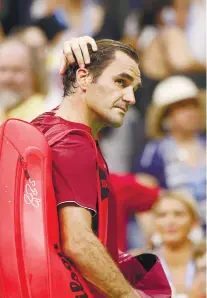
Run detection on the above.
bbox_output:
[110,173,160,251]
[161,27,206,72]
[173,0,191,29]
[110,173,160,212]
[135,173,159,188]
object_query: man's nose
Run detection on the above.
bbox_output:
[122,86,136,105]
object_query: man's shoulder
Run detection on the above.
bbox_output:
[51,128,97,171]
[57,129,96,148]
[31,111,95,150]
[46,125,97,163]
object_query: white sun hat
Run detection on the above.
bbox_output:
[146,76,203,138]
[152,76,199,107]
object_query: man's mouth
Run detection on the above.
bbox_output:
[114,106,127,113]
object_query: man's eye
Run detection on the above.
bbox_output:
[115,79,125,88]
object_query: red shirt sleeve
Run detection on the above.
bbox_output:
[51,133,97,215]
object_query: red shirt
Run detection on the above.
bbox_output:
[31,108,118,262]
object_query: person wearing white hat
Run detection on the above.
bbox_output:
[134,76,206,227]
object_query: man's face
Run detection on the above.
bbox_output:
[85,51,141,127]
[0,40,34,110]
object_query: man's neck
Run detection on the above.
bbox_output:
[162,240,193,267]
[56,94,103,137]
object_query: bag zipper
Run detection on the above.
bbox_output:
[19,155,30,180]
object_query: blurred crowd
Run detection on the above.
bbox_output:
[0,0,206,297]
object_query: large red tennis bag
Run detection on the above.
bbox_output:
[0,118,96,298]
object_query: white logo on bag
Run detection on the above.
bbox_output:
[24,178,41,208]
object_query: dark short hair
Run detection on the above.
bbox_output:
[62,39,139,97]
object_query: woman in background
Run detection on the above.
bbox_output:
[151,191,205,298]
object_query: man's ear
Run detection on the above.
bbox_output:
[76,68,93,91]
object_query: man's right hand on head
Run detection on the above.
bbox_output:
[59,36,98,75]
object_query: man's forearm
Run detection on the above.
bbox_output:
[63,229,139,298]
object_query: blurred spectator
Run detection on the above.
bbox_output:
[31,0,105,38]
[135,0,206,116]
[9,25,48,60]
[130,190,205,297]
[134,76,206,225]
[175,0,206,65]
[118,0,141,49]
[0,37,48,123]
[151,191,205,297]
[8,26,49,95]
[138,0,206,80]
